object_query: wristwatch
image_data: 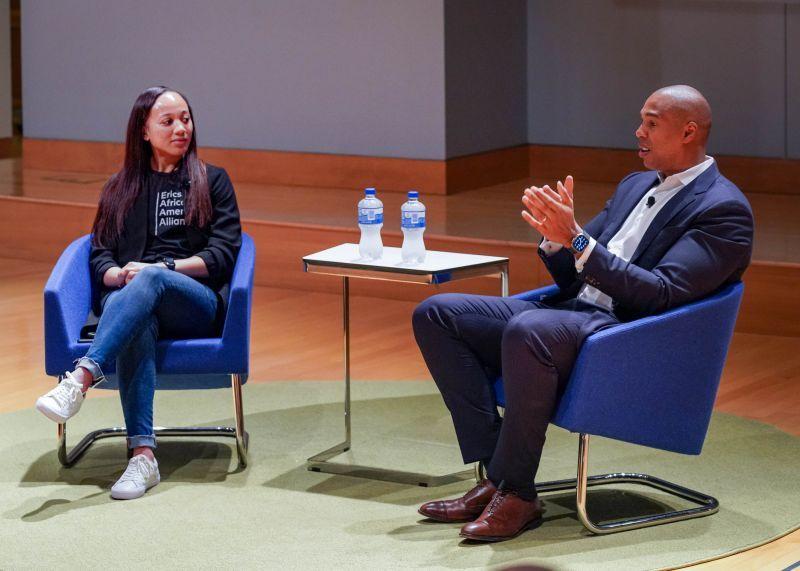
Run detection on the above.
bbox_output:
[569,233,590,254]
[160,256,176,271]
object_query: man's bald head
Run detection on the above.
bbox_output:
[636,85,713,175]
[649,85,712,144]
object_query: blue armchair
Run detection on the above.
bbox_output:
[489,281,744,534]
[44,233,255,467]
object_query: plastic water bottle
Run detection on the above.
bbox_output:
[401,190,426,264]
[358,187,383,260]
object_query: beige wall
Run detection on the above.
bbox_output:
[21,0,447,159]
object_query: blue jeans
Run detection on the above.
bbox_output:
[77,266,219,450]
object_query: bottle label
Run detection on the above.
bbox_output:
[401,211,426,229]
[358,207,383,225]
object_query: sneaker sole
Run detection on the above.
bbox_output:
[111,478,160,501]
[35,399,69,424]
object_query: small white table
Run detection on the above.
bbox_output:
[302,243,509,486]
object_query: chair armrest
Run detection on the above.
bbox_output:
[219,233,255,370]
[553,282,744,454]
[511,284,560,303]
[44,235,92,375]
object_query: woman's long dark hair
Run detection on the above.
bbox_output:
[92,86,212,247]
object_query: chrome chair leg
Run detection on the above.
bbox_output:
[56,375,250,468]
[474,433,719,535]
[231,373,249,467]
[57,423,127,467]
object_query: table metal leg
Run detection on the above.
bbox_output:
[306,277,352,464]
[500,266,509,297]
[306,275,474,486]
[344,276,351,445]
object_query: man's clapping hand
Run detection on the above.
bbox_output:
[521,175,582,247]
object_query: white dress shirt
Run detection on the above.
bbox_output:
[541,156,715,311]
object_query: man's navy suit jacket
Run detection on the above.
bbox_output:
[539,162,754,321]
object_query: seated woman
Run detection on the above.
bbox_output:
[35,86,242,500]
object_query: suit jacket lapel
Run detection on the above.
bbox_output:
[599,171,659,245]
[630,162,720,263]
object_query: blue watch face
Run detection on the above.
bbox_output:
[572,234,589,252]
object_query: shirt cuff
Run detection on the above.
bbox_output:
[97,261,118,284]
[195,250,217,280]
[574,237,596,272]
[538,239,564,256]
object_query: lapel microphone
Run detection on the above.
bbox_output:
[646,196,656,208]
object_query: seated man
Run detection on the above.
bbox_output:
[412,85,753,542]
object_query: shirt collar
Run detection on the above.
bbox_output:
[656,156,715,190]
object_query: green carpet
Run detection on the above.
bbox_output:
[1,381,798,570]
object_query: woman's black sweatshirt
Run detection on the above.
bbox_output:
[89,163,242,327]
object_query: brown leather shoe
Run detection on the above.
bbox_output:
[459,489,543,542]
[418,479,497,523]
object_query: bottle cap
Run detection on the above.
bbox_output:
[408,190,419,199]
[365,187,376,196]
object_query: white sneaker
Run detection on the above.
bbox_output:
[35,371,85,423]
[111,454,160,500]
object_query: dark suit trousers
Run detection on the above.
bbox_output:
[412,293,618,499]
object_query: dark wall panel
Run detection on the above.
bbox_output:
[788,4,800,158]
[444,0,527,158]
[528,0,787,158]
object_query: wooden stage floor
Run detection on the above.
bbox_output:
[1,258,798,569]
[1,157,799,264]
[0,157,798,567]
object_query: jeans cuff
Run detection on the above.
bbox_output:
[74,356,106,386]
[126,434,157,450]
